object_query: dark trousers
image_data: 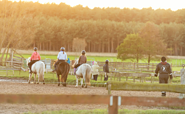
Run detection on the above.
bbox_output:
[54,60,65,69]
[159,74,169,83]
[28,60,39,71]
[159,74,169,96]
[93,75,98,81]
[104,73,108,81]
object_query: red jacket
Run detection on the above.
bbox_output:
[30,51,41,61]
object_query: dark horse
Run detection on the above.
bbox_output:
[56,61,70,86]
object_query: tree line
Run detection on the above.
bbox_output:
[0,0,185,56]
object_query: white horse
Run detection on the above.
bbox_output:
[26,57,45,84]
[72,59,91,88]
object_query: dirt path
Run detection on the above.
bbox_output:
[0,81,181,114]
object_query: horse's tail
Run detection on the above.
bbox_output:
[39,62,45,80]
[60,62,70,83]
[85,65,91,85]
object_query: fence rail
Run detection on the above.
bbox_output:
[1,94,185,114]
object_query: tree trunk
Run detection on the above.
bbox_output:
[94,43,95,52]
[174,44,178,55]
[108,38,110,52]
[102,41,104,52]
[98,42,101,52]
[39,43,41,51]
[111,38,114,52]
[88,42,90,52]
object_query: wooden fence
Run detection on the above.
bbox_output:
[97,62,158,72]
[1,94,185,114]
[107,81,185,95]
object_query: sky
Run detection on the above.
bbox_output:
[11,0,185,11]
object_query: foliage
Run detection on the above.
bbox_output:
[139,22,167,63]
[0,1,185,55]
[117,33,144,63]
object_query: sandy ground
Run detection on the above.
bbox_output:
[0,81,182,114]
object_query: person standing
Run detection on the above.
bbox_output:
[103,60,109,81]
[154,56,173,96]
[91,61,99,81]
[28,47,41,73]
[52,47,67,72]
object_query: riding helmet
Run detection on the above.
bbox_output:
[105,59,109,63]
[34,47,37,51]
[61,47,65,51]
[82,50,86,54]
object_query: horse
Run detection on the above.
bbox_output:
[55,61,70,86]
[72,59,91,88]
[26,57,45,84]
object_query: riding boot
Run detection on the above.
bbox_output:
[74,68,76,75]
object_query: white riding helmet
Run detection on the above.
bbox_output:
[61,47,65,51]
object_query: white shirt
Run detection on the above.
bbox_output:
[57,51,67,60]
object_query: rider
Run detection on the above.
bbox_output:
[28,47,41,73]
[52,47,67,72]
[74,50,87,68]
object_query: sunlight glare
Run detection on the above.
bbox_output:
[11,0,184,11]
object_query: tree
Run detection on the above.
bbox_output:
[139,22,167,63]
[117,33,144,63]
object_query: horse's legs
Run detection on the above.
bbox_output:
[81,78,84,88]
[28,73,32,84]
[34,73,36,84]
[43,74,45,85]
[83,75,87,88]
[75,75,78,87]
[58,75,60,86]
[37,73,39,84]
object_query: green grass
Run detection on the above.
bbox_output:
[0,70,108,87]
[25,109,185,114]
[0,70,182,85]
[19,54,185,64]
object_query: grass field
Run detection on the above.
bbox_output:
[0,70,181,85]
[26,108,185,114]
[9,54,184,64]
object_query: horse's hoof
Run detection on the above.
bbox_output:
[63,85,66,87]
[43,83,45,85]
[37,83,39,84]
[81,85,84,88]
[75,85,78,88]
[58,84,60,86]
[84,85,87,88]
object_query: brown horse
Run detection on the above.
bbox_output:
[55,61,70,86]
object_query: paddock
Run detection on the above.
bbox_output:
[0,80,181,114]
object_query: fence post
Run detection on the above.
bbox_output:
[108,82,111,95]
[108,96,118,114]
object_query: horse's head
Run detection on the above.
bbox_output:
[26,57,31,66]
[53,59,58,66]
[72,59,79,68]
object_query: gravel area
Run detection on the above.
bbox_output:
[0,81,181,114]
